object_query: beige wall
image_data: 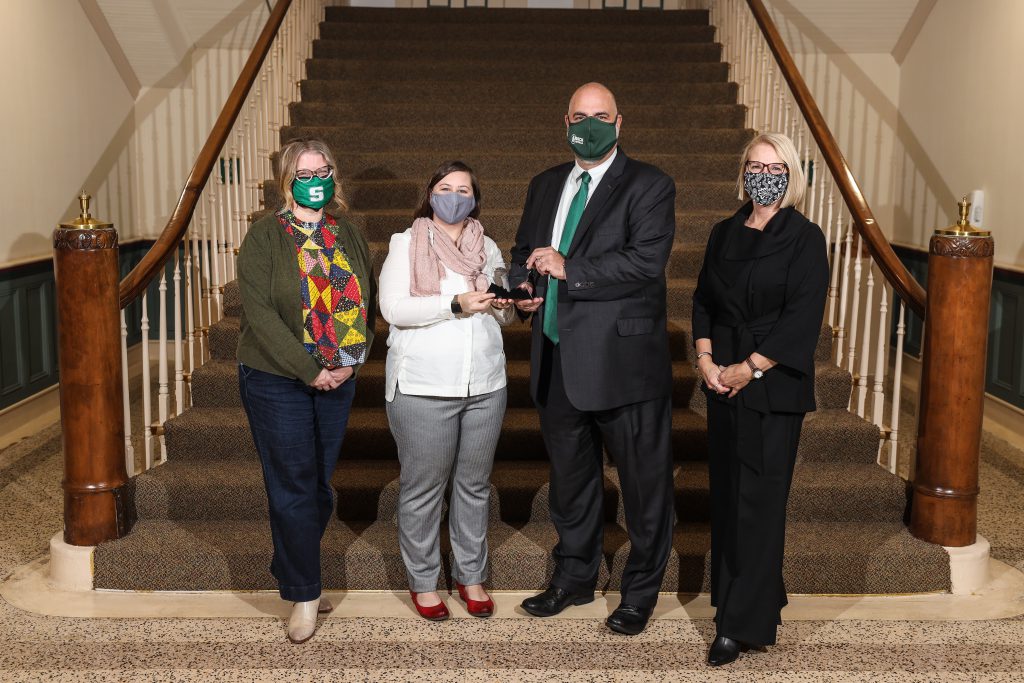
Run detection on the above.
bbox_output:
[896,0,1024,269]
[0,2,266,268]
[0,0,134,266]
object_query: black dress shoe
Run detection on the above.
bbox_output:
[707,636,742,666]
[521,586,594,617]
[605,603,653,635]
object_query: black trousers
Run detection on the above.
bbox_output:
[706,397,804,646]
[536,340,675,609]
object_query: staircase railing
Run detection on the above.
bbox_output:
[710,0,927,475]
[117,0,320,477]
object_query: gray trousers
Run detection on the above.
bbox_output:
[386,386,507,592]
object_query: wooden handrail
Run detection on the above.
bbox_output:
[746,0,926,319]
[118,0,293,309]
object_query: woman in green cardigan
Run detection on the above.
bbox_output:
[236,138,376,644]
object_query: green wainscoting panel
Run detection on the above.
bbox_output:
[0,260,58,410]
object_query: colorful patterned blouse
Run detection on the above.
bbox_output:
[278,210,368,368]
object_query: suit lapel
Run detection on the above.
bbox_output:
[567,149,627,257]
[539,165,573,247]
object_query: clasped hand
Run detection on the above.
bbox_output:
[698,358,753,399]
[310,366,354,391]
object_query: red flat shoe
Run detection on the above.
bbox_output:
[410,591,450,621]
[456,583,495,618]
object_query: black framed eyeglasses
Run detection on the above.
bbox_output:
[745,160,788,175]
[294,165,334,181]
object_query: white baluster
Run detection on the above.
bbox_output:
[889,303,907,475]
[815,151,826,232]
[208,192,223,319]
[847,237,863,376]
[872,283,889,431]
[173,248,183,417]
[826,186,840,327]
[157,270,169,464]
[186,227,198,384]
[856,258,875,417]
[222,157,235,282]
[120,310,134,478]
[141,291,152,471]
[835,215,853,367]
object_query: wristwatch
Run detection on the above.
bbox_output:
[450,295,463,315]
[745,357,764,379]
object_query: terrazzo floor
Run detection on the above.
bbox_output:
[2,413,1024,681]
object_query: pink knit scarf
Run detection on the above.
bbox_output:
[408,217,488,296]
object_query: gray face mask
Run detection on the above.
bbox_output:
[744,171,789,206]
[430,192,476,225]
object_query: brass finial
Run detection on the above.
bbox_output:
[60,191,112,230]
[935,195,990,237]
[957,196,973,228]
[78,192,91,221]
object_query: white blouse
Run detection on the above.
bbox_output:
[378,227,514,401]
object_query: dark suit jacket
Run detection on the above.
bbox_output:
[509,149,676,412]
[691,203,829,414]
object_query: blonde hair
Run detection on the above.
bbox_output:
[736,132,806,208]
[277,138,348,213]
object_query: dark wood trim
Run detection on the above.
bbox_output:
[118,0,293,309]
[746,0,927,319]
[893,242,1024,285]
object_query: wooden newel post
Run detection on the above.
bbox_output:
[911,197,993,547]
[53,193,128,546]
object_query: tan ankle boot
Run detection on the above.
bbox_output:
[287,598,320,644]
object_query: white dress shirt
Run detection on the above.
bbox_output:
[378,226,514,401]
[550,148,618,248]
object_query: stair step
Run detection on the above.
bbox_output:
[280,125,754,156]
[313,38,723,62]
[317,22,717,44]
[165,405,708,463]
[218,280,836,365]
[301,79,739,106]
[250,209,734,245]
[164,405,878,466]
[93,517,947,594]
[324,7,711,25]
[306,57,728,84]
[263,178,741,213]
[291,101,744,131]
[272,151,744,184]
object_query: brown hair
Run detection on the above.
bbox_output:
[277,138,348,213]
[413,160,482,221]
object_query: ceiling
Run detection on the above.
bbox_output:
[94,0,267,86]
[765,0,925,54]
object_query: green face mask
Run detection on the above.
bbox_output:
[567,116,618,161]
[291,175,334,210]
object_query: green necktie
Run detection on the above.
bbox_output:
[543,170,591,344]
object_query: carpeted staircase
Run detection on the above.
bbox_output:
[94,7,950,595]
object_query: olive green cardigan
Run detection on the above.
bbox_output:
[236,211,377,384]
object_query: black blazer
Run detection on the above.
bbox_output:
[692,203,829,414]
[509,149,676,412]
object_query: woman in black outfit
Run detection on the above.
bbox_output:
[692,132,829,666]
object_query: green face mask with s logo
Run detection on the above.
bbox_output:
[566,116,618,162]
[292,175,334,210]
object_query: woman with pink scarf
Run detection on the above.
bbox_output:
[378,161,515,621]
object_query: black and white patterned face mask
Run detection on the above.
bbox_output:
[744,171,789,206]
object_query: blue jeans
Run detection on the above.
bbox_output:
[239,363,356,601]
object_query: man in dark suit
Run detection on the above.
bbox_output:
[509,82,676,635]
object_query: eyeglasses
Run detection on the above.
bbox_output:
[745,160,788,175]
[294,165,333,181]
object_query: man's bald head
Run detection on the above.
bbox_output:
[567,82,619,120]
